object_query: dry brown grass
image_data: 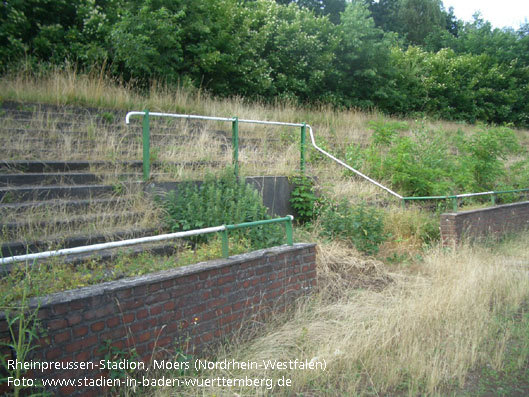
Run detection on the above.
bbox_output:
[147,234,529,397]
[0,188,163,242]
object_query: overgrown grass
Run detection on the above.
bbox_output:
[0,236,250,307]
[141,232,529,396]
[2,66,528,203]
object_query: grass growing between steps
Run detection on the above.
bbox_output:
[0,236,250,306]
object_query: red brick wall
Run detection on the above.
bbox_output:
[0,243,316,396]
[440,201,529,246]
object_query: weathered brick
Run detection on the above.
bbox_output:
[46,347,63,360]
[52,302,70,315]
[0,244,318,395]
[122,313,135,324]
[106,316,120,328]
[149,304,164,316]
[136,309,149,320]
[217,274,235,285]
[73,325,89,338]
[90,321,105,332]
[47,318,68,331]
[207,298,228,309]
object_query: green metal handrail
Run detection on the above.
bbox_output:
[126,111,308,181]
[402,188,529,212]
[220,215,294,258]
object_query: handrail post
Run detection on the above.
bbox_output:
[142,109,150,181]
[451,197,458,212]
[491,193,496,206]
[221,228,229,258]
[300,123,306,174]
[232,117,239,178]
[285,215,293,245]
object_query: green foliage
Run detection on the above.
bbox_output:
[163,170,284,249]
[0,240,251,304]
[289,175,318,223]
[1,0,529,125]
[110,2,185,82]
[346,122,527,198]
[98,340,140,384]
[385,47,529,125]
[318,199,387,255]
[456,126,521,191]
[0,270,45,397]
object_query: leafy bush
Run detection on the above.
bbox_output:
[345,122,527,199]
[163,170,284,249]
[289,174,318,223]
[318,199,387,255]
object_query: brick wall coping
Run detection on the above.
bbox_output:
[442,200,529,216]
[1,243,316,317]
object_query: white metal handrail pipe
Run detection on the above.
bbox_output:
[125,111,402,199]
[0,226,225,266]
[125,111,305,128]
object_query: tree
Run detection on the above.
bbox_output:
[332,1,396,107]
[275,0,346,24]
[397,0,444,45]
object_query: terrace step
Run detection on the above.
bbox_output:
[0,172,101,186]
[0,101,234,275]
[0,172,151,187]
[0,160,142,173]
[0,183,121,202]
[0,211,146,239]
[0,197,129,215]
[0,160,221,173]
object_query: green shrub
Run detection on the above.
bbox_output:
[163,170,284,249]
[318,199,387,255]
[345,122,528,199]
[289,174,318,224]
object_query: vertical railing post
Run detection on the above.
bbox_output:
[232,117,239,178]
[451,197,458,212]
[285,216,294,246]
[142,109,150,181]
[221,228,229,258]
[300,123,306,174]
[491,193,496,206]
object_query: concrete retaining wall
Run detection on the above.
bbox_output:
[144,176,294,216]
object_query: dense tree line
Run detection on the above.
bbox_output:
[1,0,528,125]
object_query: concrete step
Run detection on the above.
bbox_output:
[0,160,141,173]
[0,184,119,203]
[0,197,128,215]
[0,172,101,186]
[1,227,161,257]
[0,160,221,173]
[0,172,149,187]
[0,211,147,239]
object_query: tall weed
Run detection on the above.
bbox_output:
[345,122,527,198]
[163,169,284,249]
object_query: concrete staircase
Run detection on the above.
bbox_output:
[0,100,289,269]
[0,159,179,269]
[0,101,196,268]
